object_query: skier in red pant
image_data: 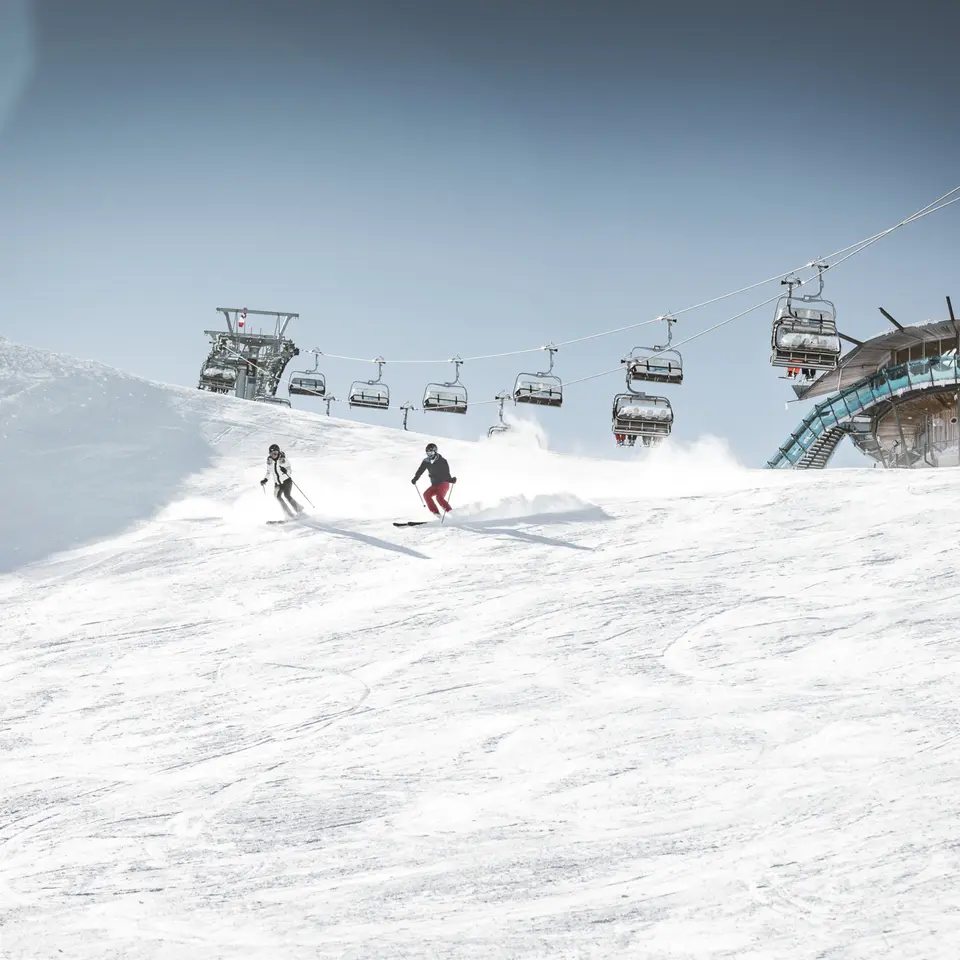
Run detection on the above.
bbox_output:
[411,442,457,515]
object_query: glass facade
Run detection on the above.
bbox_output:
[893,338,960,365]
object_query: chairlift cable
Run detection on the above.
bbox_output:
[468,294,785,405]
[213,185,960,410]
[499,193,960,405]
[472,189,959,408]
[823,194,960,273]
[306,184,960,368]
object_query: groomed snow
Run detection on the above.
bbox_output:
[3,339,960,958]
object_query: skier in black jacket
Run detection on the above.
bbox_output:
[412,442,457,515]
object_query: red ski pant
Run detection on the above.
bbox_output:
[424,482,451,514]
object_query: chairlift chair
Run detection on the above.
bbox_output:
[611,392,673,443]
[487,391,512,437]
[770,268,841,374]
[200,362,237,386]
[288,351,327,397]
[423,357,468,414]
[513,344,563,407]
[622,316,683,388]
[348,357,390,411]
[770,305,841,372]
[289,375,326,397]
[623,346,684,388]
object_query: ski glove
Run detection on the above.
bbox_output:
[411,478,417,484]
[451,477,457,483]
[260,478,267,486]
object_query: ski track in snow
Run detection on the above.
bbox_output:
[4,341,960,957]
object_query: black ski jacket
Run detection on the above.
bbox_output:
[413,454,453,486]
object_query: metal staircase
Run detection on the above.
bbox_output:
[795,426,846,469]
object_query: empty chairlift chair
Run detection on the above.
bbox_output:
[487,392,511,437]
[348,357,391,411]
[513,344,563,407]
[622,316,683,389]
[611,392,673,445]
[288,352,327,398]
[423,357,468,414]
[770,269,841,377]
[289,374,326,397]
[623,346,684,388]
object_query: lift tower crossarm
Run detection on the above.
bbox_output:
[215,307,299,338]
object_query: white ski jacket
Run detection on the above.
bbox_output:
[264,454,292,486]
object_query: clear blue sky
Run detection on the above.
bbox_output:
[2,0,958,467]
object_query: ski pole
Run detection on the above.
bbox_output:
[292,480,314,508]
[413,481,426,509]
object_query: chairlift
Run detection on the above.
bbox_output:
[770,267,841,375]
[513,344,563,407]
[288,351,327,398]
[487,392,512,437]
[611,392,673,445]
[423,356,468,414]
[200,362,237,385]
[348,357,390,411]
[622,316,683,388]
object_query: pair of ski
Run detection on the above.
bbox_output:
[269,518,437,527]
[393,512,452,527]
[269,518,434,527]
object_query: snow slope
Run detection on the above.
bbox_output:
[4,339,960,959]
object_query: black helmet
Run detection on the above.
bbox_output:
[425,443,438,455]
[269,443,280,454]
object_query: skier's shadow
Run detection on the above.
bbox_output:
[455,521,594,552]
[297,518,429,560]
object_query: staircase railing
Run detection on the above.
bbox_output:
[768,355,960,468]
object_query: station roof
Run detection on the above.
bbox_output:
[796,317,960,400]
